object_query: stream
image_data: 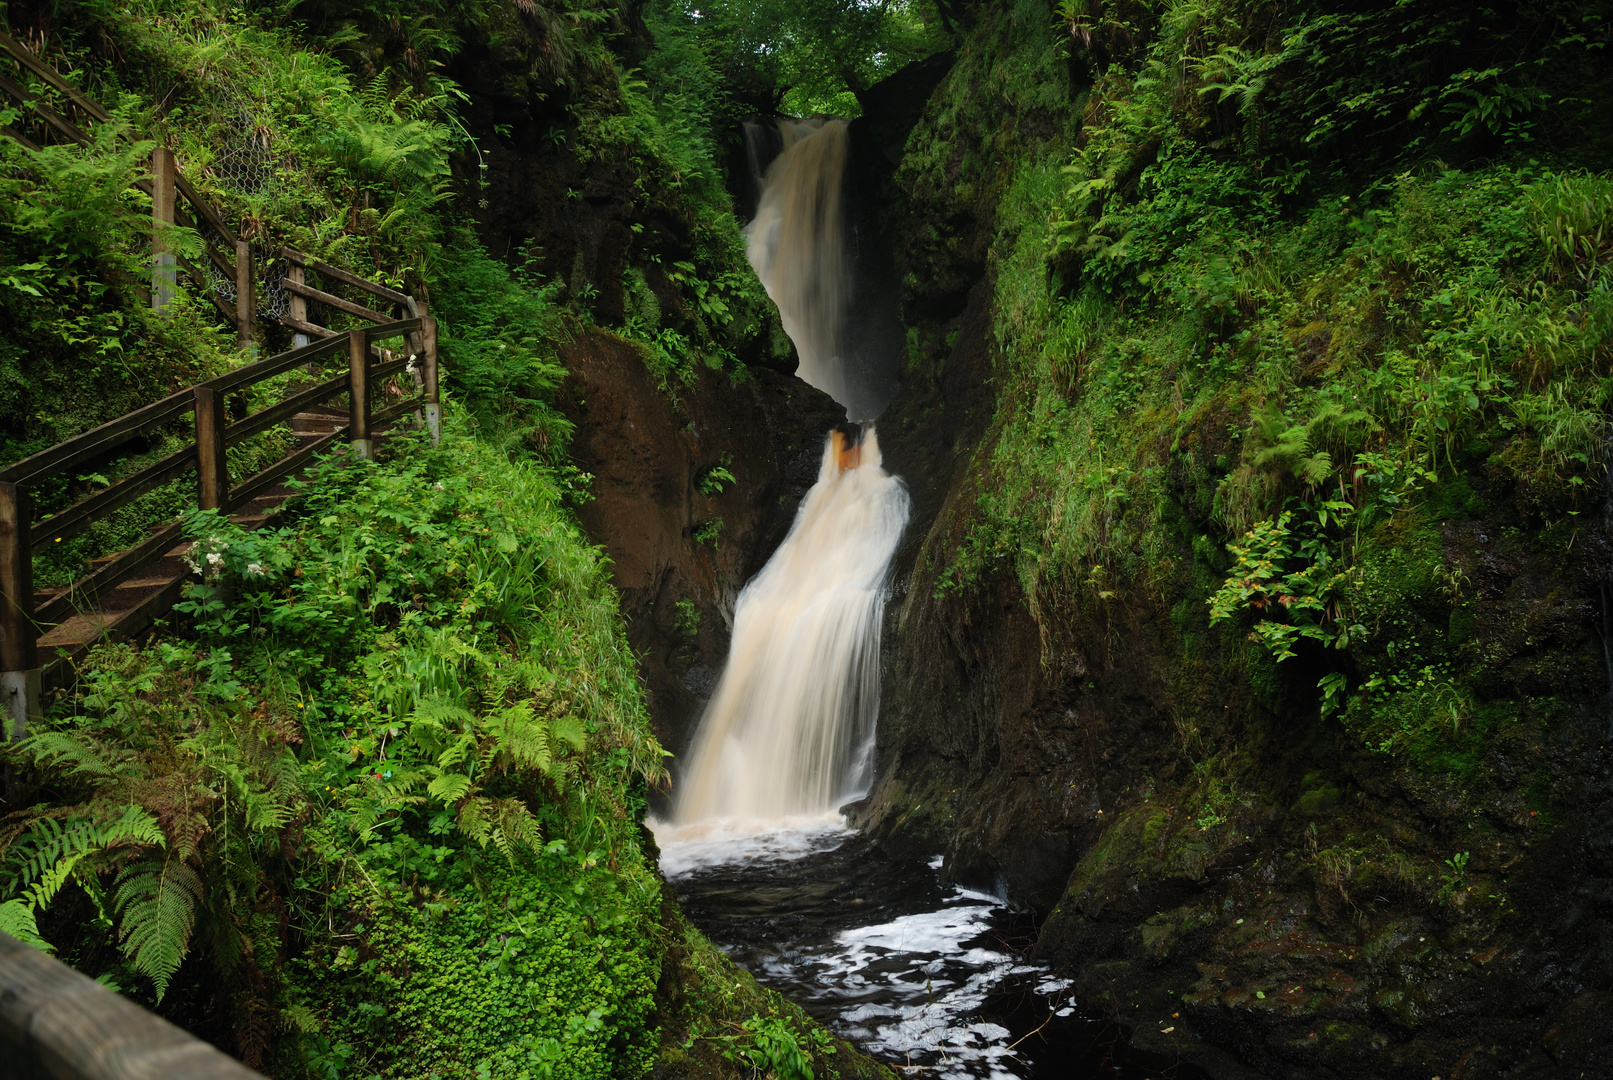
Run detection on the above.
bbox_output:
[652,817,1207,1079]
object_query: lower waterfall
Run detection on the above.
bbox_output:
[668,423,909,823]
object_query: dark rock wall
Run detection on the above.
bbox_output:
[844,4,1613,1080]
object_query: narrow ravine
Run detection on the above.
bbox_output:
[648,115,1208,1080]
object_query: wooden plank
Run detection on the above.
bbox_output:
[204,332,347,395]
[277,248,411,306]
[366,317,422,344]
[369,355,413,381]
[193,387,227,511]
[348,329,370,448]
[172,171,238,248]
[227,428,344,510]
[0,32,112,123]
[281,278,392,324]
[235,239,254,350]
[270,313,337,340]
[371,395,424,429]
[0,484,35,674]
[35,521,184,628]
[223,373,347,448]
[0,392,193,486]
[0,123,41,151]
[31,446,195,551]
[0,916,263,1074]
[0,70,90,146]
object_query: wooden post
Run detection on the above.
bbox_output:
[348,328,372,460]
[287,261,309,348]
[0,483,38,741]
[234,240,254,352]
[151,146,177,311]
[422,314,440,446]
[193,387,228,511]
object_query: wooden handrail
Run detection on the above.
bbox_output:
[0,930,263,1080]
[277,248,413,307]
[0,392,195,487]
[0,31,112,123]
[0,35,445,745]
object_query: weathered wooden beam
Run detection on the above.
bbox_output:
[235,240,254,351]
[151,147,177,311]
[423,315,440,445]
[0,32,112,123]
[273,313,337,340]
[0,930,264,1079]
[223,373,347,448]
[193,388,228,511]
[277,248,412,307]
[348,329,372,460]
[0,393,194,487]
[31,445,196,551]
[280,278,391,324]
[0,483,37,740]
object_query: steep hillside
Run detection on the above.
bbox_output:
[854,0,1613,1076]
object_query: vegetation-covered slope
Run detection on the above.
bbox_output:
[0,1,896,1076]
[859,0,1613,1075]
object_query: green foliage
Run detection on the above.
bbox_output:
[694,517,724,548]
[673,598,700,640]
[113,857,203,1001]
[658,0,948,118]
[698,458,737,495]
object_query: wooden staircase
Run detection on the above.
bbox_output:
[0,34,444,733]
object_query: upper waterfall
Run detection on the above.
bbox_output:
[744,117,897,420]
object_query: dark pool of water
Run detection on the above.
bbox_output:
[654,819,1210,1079]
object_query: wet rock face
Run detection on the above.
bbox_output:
[554,330,843,764]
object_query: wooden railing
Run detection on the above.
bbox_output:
[0,931,263,1080]
[0,317,440,734]
[0,31,255,349]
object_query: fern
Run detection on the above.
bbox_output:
[0,807,164,953]
[114,857,202,1002]
[23,730,127,785]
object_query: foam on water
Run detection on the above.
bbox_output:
[657,819,1079,1078]
[648,814,851,877]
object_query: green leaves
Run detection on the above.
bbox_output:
[1209,508,1362,664]
[113,857,202,1002]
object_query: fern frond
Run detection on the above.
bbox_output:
[114,857,201,1002]
[549,713,586,754]
[487,700,551,773]
[490,798,543,862]
[0,898,47,950]
[427,772,473,805]
[23,731,124,785]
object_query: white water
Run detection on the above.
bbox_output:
[667,428,909,824]
[650,821,1086,1079]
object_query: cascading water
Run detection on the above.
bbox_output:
[650,117,1177,1078]
[744,117,896,421]
[670,424,908,824]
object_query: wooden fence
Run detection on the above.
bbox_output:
[0,931,263,1080]
[0,317,439,734]
[0,31,444,736]
[0,31,255,347]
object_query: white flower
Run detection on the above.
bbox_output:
[245,562,266,577]
[206,551,225,567]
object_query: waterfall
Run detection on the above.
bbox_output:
[670,424,909,822]
[745,117,896,421]
[660,116,909,831]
